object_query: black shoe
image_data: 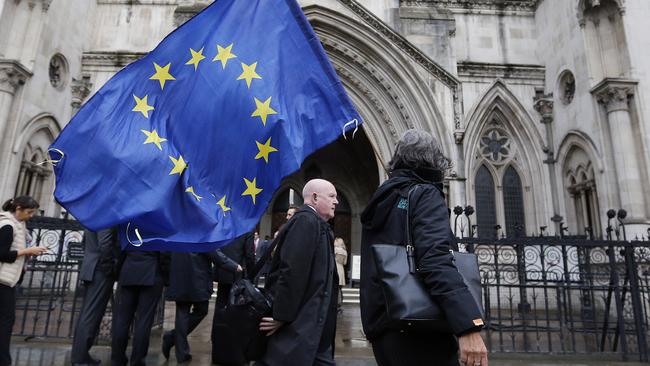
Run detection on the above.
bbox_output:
[177,354,192,364]
[72,357,101,366]
[162,332,174,360]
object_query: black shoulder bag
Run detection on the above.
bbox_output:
[211,229,287,364]
[370,185,483,333]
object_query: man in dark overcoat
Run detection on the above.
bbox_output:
[256,179,339,366]
[111,250,170,366]
[71,228,120,366]
[162,250,240,363]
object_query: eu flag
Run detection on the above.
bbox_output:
[49,0,361,251]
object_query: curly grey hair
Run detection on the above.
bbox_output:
[388,129,452,172]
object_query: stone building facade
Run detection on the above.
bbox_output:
[1,0,649,256]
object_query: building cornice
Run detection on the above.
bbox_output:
[97,0,177,4]
[81,51,147,70]
[457,61,545,83]
[400,0,539,15]
[0,59,33,95]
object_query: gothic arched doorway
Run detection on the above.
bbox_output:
[260,128,379,259]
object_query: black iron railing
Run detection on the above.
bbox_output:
[452,206,650,362]
[13,212,650,362]
[12,215,164,342]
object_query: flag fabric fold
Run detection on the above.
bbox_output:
[49,0,361,251]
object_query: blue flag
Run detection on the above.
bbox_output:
[49,0,361,252]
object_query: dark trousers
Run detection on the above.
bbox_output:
[211,283,233,363]
[215,283,231,309]
[312,344,336,366]
[111,283,163,366]
[71,271,114,363]
[165,301,209,362]
[371,330,459,366]
[0,284,15,366]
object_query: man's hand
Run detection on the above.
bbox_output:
[259,317,285,336]
[458,331,488,366]
[236,265,243,272]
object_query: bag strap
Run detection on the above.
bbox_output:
[248,216,298,280]
[405,185,419,274]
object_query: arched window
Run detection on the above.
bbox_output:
[15,148,50,202]
[502,166,525,237]
[563,145,601,238]
[475,165,497,238]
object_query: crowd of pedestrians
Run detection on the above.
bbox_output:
[0,129,488,366]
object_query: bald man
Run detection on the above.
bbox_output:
[256,179,339,366]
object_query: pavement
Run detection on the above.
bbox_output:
[9,303,649,365]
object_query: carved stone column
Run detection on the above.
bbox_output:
[534,90,563,233]
[70,74,93,115]
[18,0,51,69]
[0,60,31,145]
[592,78,647,223]
[0,60,31,199]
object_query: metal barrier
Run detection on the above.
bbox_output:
[450,204,650,362]
[13,216,164,342]
[13,214,650,362]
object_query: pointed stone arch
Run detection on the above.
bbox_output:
[303,4,459,172]
[577,0,626,27]
[557,131,608,236]
[5,113,61,215]
[464,80,549,235]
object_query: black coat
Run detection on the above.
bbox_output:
[79,228,120,282]
[261,206,337,366]
[166,250,238,302]
[255,239,271,263]
[360,168,483,340]
[214,232,255,284]
[117,250,170,287]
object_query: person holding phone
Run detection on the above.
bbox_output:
[0,196,47,366]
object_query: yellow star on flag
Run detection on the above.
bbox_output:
[185,186,203,201]
[141,129,167,150]
[215,194,231,216]
[132,94,154,118]
[237,62,262,88]
[185,47,206,71]
[251,97,278,125]
[212,43,237,69]
[149,62,176,90]
[169,155,187,176]
[255,137,278,163]
[241,177,263,204]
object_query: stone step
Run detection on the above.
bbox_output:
[341,288,360,304]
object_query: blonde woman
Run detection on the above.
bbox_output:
[334,237,348,312]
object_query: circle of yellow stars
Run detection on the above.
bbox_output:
[130,42,280,219]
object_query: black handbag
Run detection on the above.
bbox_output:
[211,235,282,364]
[371,186,483,333]
[211,277,271,364]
